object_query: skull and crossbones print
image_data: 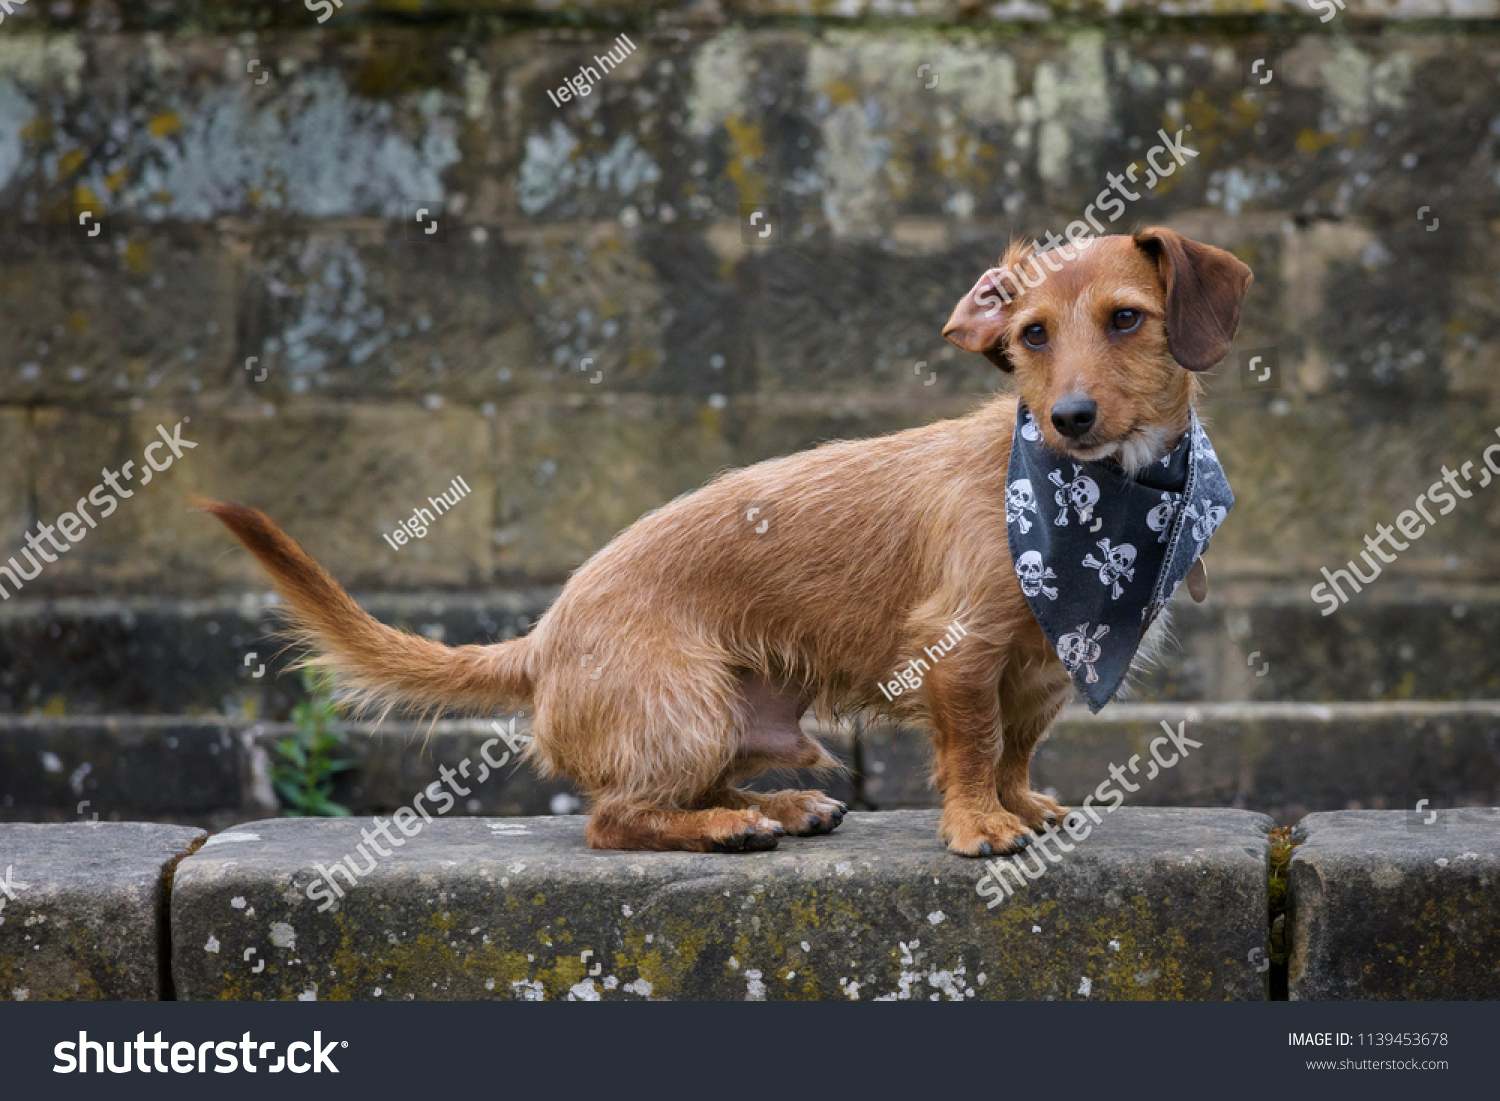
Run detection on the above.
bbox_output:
[1047,463,1101,527]
[1145,492,1176,544]
[1006,478,1040,533]
[1057,622,1110,684]
[1082,538,1137,599]
[1183,497,1228,558]
[1014,549,1058,600]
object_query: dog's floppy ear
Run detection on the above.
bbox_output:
[943,267,1016,371]
[1134,227,1253,371]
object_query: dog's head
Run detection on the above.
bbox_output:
[943,228,1252,472]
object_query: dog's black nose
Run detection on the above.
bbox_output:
[1050,393,1098,438]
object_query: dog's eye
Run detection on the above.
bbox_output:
[1021,323,1048,348]
[1111,309,1142,332]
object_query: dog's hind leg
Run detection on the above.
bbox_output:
[714,671,847,836]
[565,661,840,851]
[567,661,802,852]
[584,800,785,852]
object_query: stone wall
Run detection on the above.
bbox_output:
[0,0,1496,821]
[2,3,1497,605]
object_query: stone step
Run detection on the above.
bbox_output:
[0,823,206,1000]
[868,701,1500,825]
[167,809,1273,1002]
[1288,808,1500,1000]
[0,716,273,832]
[4,704,1495,828]
[3,587,1496,719]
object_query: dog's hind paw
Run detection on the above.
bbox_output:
[940,806,1034,858]
[790,800,846,837]
[706,812,785,853]
[750,790,848,837]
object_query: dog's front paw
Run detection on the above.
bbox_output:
[1002,790,1069,833]
[939,806,1034,858]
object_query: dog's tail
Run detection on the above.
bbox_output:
[195,497,535,716]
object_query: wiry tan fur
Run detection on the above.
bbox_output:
[198,227,1251,856]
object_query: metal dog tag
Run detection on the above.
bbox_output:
[1186,558,1208,603]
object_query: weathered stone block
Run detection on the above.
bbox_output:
[0,823,206,1000]
[237,226,538,403]
[1039,702,1500,825]
[170,808,1271,1000]
[1195,394,1500,578]
[0,597,296,717]
[0,228,240,404]
[1288,808,1500,1000]
[1124,586,1500,702]
[22,403,492,593]
[0,718,268,826]
[0,409,30,555]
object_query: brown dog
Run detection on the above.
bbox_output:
[200,226,1251,856]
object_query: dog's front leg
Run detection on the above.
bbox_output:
[925,649,1034,858]
[994,706,1071,833]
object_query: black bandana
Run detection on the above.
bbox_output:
[1005,404,1234,712]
